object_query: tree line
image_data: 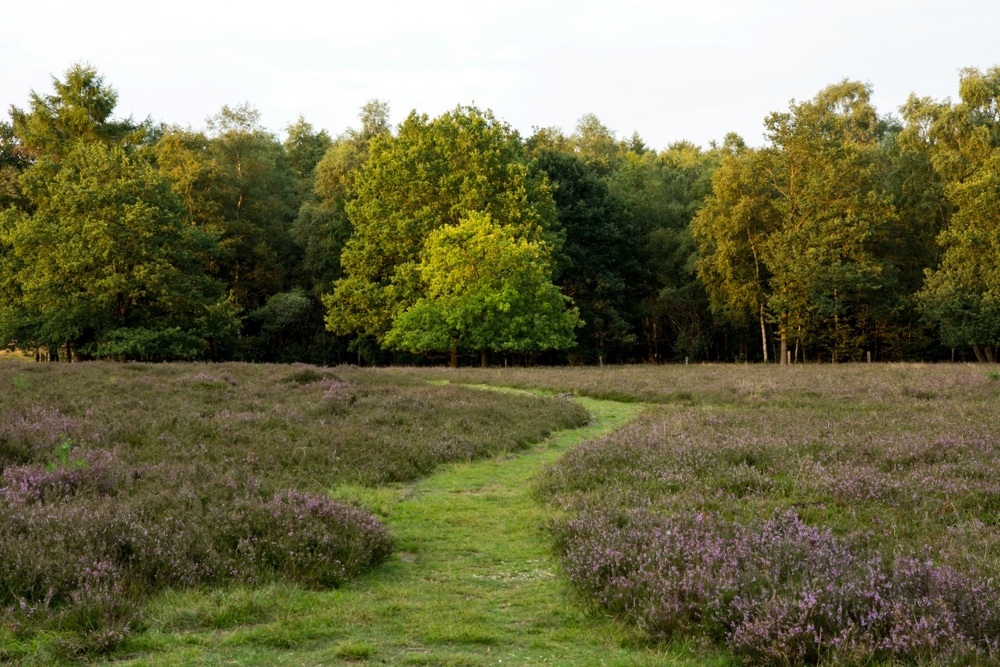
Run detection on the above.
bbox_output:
[2,63,998,365]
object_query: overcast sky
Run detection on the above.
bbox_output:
[4,1,998,150]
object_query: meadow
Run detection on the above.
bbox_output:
[2,360,999,665]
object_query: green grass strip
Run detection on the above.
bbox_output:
[110,394,721,666]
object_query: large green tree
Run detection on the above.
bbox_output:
[324,105,569,361]
[695,82,898,363]
[915,67,1000,361]
[383,212,580,366]
[692,135,777,361]
[532,147,639,363]
[8,63,148,160]
[0,140,229,359]
[201,104,299,309]
[292,101,390,291]
[612,140,718,361]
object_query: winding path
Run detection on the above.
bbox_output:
[321,393,658,665]
[113,392,676,666]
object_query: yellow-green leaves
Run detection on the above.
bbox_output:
[325,106,573,355]
[384,212,579,356]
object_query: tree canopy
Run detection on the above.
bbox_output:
[3,63,1000,364]
[324,105,570,361]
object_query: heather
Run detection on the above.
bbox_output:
[0,360,587,661]
[534,364,1000,665]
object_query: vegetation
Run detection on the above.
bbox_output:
[6,64,1000,364]
[524,364,1000,665]
[4,360,1000,664]
[0,360,586,661]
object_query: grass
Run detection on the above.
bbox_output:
[100,394,720,666]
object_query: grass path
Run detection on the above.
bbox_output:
[115,393,712,666]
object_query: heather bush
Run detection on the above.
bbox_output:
[0,406,84,468]
[0,465,394,654]
[534,364,1000,665]
[555,508,1000,666]
[256,489,394,587]
[1,448,122,505]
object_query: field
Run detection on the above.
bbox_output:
[1,361,999,665]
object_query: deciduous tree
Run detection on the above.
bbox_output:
[915,67,1000,361]
[324,105,566,359]
[384,212,579,366]
[0,141,228,358]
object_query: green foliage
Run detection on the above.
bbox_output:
[326,105,567,355]
[6,64,1000,364]
[95,327,207,361]
[616,141,720,361]
[201,104,300,310]
[52,434,75,468]
[8,63,148,159]
[914,67,1000,358]
[0,120,30,211]
[0,139,226,357]
[694,83,903,362]
[384,212,580,358]
[291,101,390,290]
[283,115,332,182]
[533,148,639,362]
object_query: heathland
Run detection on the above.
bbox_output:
[2,361,999,665]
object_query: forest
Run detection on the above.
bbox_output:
[2,63,999,366]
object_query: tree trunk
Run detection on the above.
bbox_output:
[449,338,458,368]
[481,350,489,368]
[973,345,987,363]
[65,341,72,362]
[779,312,788,366]
[759,304,768,363]
[987,346,996,363]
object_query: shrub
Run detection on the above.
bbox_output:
[554,508,1000,666]
[0,459,394,657]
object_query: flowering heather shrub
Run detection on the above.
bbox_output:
[0,449,121,504]
[533,364,1000,665]
[0,467,394,650]
[257,489,394,587]
[555,508,1000,666]
[0,406,81,468]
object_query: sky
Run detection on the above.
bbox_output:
[4,0,999,151]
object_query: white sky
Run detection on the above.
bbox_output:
[4,0,998,150]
